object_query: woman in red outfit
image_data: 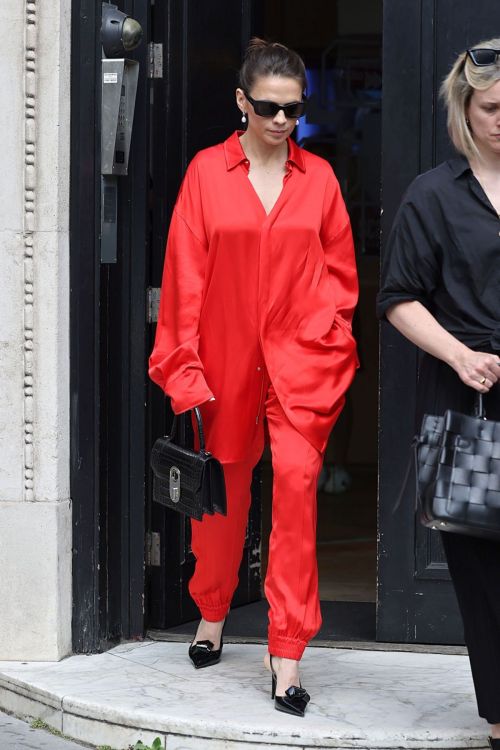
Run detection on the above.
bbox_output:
[149,38,358,715]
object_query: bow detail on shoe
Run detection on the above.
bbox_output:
[188,623,226,670]
[191,640,214,651]
[285,685,310,702]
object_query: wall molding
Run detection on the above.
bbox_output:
[23,0,37,502]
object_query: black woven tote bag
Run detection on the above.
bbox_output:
[150,407,227,521]
[416,393,500,540]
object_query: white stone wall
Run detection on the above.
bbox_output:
[0,0,72,660]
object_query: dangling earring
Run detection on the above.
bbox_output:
[296,118,300,126]
[241,112,247,124]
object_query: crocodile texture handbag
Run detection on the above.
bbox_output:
[416,393,500,540]
[150,407,226,521]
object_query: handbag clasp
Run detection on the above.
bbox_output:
[169,466,181,503]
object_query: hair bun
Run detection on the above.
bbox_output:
[239,37,307,95]
[246,37,270,53]
[245,37,288,55]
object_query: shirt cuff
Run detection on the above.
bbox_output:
[376,292,430,320]
[165,369,215,414]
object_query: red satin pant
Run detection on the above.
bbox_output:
[189,381,324,660]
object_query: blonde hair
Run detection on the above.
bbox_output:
[441,37,500,161]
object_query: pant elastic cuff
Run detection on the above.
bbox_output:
[193,599,230,622]
[268,633,308,660]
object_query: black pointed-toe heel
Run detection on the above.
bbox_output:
[489,738,500,750]
[269,655,310,717]
[188,621,225,669]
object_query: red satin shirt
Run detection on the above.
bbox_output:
[149,131,359,461]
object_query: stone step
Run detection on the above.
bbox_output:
[0,641,489,750]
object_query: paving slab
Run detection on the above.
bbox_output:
[0,709,94,750]
[0,641,490,750]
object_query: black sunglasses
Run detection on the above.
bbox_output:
[243,91,307,119]
[467,48,500,66]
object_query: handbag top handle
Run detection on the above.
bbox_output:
[170,406,206,451]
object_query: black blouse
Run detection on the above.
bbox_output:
[377,156,500,352]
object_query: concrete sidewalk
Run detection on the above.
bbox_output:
[0,709,94,750]
[0,640,489,750]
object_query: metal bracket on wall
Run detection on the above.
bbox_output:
[148,43,163,78]
[101,176,118,263]
[145,531,161,567]
[146,286,161,323]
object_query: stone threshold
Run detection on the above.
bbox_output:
[148,629,469,655]
[0,641,489,750]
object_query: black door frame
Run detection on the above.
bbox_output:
[378,0,461,644]
[378,0,498,644]
[70,0,102,653]
[70,0,149,652]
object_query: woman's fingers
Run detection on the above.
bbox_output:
[476,355,500,386]
[486,355,500,383]
[456,352,500,392]
[460,375,490,393]
[465,378,490,393]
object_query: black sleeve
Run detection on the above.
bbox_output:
[376,183,441,320]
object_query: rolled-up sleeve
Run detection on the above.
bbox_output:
[377,185,440,320]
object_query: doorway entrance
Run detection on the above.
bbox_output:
[146,0,381,645]
[70,0,497,654]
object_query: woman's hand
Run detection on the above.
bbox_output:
[450,349,500,393]
[386,301,500,393]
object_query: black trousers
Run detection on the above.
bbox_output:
[418,353,500,725]
[440,530,500,724]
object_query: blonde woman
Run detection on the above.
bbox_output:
[378,39,500,747]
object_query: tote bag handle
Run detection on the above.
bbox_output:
[474,392,486,420]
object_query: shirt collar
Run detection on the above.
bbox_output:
[448,154,471,179]
[224,130,306,172]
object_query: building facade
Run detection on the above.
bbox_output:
[0,0,72,660]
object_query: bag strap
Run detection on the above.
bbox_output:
[392,435,420,514]
[170,406,206,451]
[192,407,206,450]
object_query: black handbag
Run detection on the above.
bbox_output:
[150,407,227,521]
[416,392,500,540]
